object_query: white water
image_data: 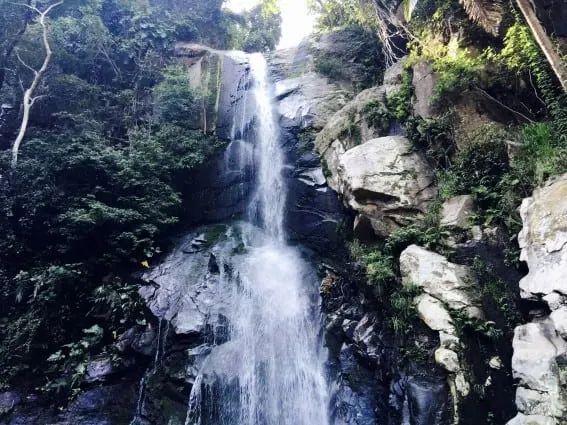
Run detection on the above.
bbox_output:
[184,53,331,425]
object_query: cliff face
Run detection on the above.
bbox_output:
[3,3,567,423]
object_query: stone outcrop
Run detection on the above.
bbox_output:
[178,46,255,225]
[517,174,567,301]
[400,245,489,416]
[441,195,475,229]
[311,57,439,240]
[315,85,389,160]
[335,137,437,238]
[400,245,484,319]
[412,60,438,119]
[314,58,406,179]
[507,174,567,425]
[140,227,233,337]
[268,30,383,254]
[174,43,239,136]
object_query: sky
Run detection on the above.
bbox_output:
[225,0,315,49]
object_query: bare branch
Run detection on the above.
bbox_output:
[29,95,45,107]
[11,0,64,168]
[474,87,535,123]
[14,49,37,75]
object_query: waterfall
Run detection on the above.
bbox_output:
[184,53,331,425]
[247,53,286,241]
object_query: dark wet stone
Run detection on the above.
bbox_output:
[208,253,220,274]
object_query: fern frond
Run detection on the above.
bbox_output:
[459,0,503,36]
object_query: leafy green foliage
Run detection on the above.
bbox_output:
[0,0,236,393]
[154,65,203,125]
[471,258,521,333]
[362,100,391,135]
[225,2,282,52]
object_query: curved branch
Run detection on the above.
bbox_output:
[11,1,63,168]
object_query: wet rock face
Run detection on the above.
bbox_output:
[181,50,255,225]
[508,174,567,425]
[390,374,452,425]
[268,34,371,256]
[3,384,138,425]
[140,227,234,337]
[321,270,454,425]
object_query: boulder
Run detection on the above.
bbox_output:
[400,245,487,413]
[383,57,407,96]
[140,226,236,336]
[334,137,437,238]
[551,307,567,338]
[507,413,556,425]
[315,86,390,161]
[435,348,460,373]
[416,293,455,333]
[517,174,567,305]
[508,174,567,425]
[400,245,484,318]
[273,73,352,130]
[508,319,567,422]
[440,195,475,228]
[0,392,21,416]
[412,60,438,119]
[84,356,115,384]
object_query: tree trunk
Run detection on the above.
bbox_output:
[11,1,63,168]
[516,0,567,92]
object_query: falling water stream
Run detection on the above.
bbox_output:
[182,54,331,425]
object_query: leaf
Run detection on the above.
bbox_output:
[83,324,103,336]
[47,351,64,362]
[459,0,503,36]
[141,260,150,268]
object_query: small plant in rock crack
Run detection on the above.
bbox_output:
[389,283,421,337]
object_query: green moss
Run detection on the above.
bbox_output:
[205,225,228,246]
[321,157,332,178]
[362,100,391,135]
[297,129,316,154]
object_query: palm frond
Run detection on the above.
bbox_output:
[459,0,503,36]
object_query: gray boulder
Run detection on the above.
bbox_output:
[335,137,437,238]
[509,320,567,422]
[507,174,567,425]
[517,174,567,303]
[412,60,438,119]
[400,245,484,318]
[440,195,475,228]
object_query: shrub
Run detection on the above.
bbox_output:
[154,65,203,125]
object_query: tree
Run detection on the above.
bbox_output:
[11,1,63,168]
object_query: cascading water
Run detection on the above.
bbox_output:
[183,53,331,425]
